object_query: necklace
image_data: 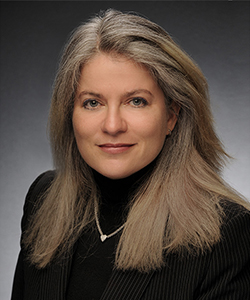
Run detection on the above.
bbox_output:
[94,204,126,242]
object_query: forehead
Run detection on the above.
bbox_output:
[82,52,147,74]
[78,53,157,92]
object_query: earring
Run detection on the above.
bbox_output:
[168,129,172,135]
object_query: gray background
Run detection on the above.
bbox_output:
[1,1,249,299]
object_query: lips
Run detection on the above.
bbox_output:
[98,143,136,154]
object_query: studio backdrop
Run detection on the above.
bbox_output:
[0,1,249,299]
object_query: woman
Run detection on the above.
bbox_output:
[11,9,250,300]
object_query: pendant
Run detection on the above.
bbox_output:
[100,234,107,242]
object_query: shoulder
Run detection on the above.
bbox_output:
[24,170,56,208]
[200,200,250,297]
[188,200,250,298]
[27,170,56,198]
[21,170,56,232]
[220,199,250,237]
[220,198,250,216]
[218,199,250,251]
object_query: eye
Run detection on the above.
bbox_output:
[129,97,148,108]
[82,99,100,110]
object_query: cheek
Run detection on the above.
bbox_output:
[72,112,92,140]
[134,124,166,161]
[140,114,167,142]
[72,114,82,140]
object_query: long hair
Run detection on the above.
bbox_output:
[24,9,249,272]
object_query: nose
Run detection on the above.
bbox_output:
[101,106,127,135]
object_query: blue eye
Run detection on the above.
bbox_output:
[130,97,148,107]
[83,99,100,109]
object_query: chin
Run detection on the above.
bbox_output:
[97,168,137,180]
[101,173,131,180]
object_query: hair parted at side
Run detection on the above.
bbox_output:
[24,9,249,272]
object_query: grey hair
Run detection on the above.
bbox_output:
[24,9,249,271]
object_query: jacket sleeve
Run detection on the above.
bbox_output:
[11,171,55,300]
[196,203,250,300]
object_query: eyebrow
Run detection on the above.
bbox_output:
[124,89,153,98]
[78,91,103,99]
[78,89,153,99]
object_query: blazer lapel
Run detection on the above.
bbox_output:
[24,244,76,300]
[100,268,154,300]
[25,252,72,300]
[37,255,73,300]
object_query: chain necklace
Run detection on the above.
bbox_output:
[94,204,126,242]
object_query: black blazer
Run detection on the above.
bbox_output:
[11,171,250,300]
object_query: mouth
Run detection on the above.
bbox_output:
[98,143,136,154]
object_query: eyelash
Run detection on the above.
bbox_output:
[128,97,148,108]
[82,99,100,110]
[82,97,148,110]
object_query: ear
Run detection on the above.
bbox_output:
[166,102,180,134]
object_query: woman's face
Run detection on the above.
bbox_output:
[73,53,177,179]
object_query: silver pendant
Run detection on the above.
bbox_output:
[100,234,107,242]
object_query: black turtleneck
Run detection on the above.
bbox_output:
[66,162,155,300]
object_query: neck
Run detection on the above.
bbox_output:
[92,160,156,233]
[93,160,155,205]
